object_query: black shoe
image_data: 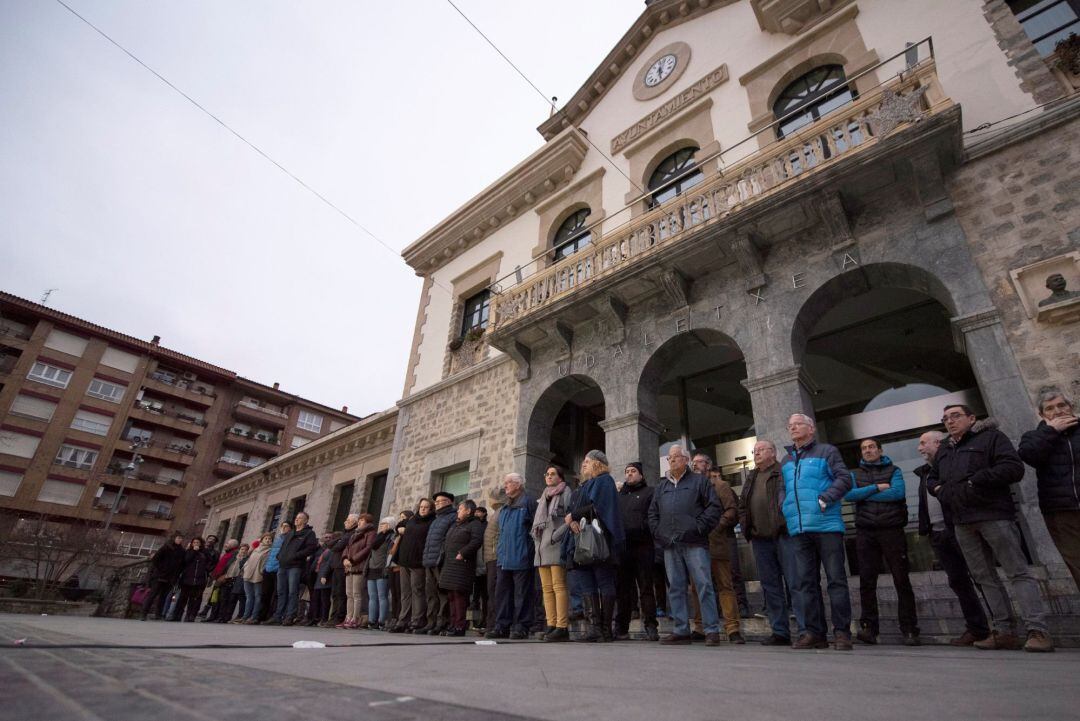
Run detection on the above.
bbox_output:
[645,626,660,642]
[761,634,792,646]
[690,631,707,641]
[660,634,692,645]
[902,632,922,647]
[388,624,406,634]
[485,628,509,639]
[543,627,570,643]
[509,630,527,640]
[728,631,746,645]
[139,615,148,621]
[282,617,295,627]
[614,631,630,641]
[705,633,722,647]
[856,627,877,645]
[263,618,282,626]
[792,633,829,649]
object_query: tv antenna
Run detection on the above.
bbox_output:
[40,289,58,304]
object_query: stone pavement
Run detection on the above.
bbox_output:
[1,614,1079,721]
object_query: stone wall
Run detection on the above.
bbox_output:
[950,110,1080,405]
[389,357,519,511]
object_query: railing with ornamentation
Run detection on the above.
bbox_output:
[490,48,951,331]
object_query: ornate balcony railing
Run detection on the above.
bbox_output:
[490,52,951,332]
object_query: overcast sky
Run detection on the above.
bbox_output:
[0,0,642,414]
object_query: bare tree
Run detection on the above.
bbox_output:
[0,514,116,599]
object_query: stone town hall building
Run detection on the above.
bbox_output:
[205,0,1080,630]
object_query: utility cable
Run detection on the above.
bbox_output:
[443,0,643,193]
[52,0,455,296]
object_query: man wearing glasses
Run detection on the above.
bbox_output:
[927,404,1052,652]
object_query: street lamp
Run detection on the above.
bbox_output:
[103,438,147,532]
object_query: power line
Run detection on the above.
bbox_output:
[52,0,455,295]
[443,0,643,193]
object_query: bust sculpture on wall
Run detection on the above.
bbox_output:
[1038,273,1080,307]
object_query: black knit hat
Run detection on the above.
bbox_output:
[625,461,644,475]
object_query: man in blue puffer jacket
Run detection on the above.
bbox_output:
[781,413,853,650]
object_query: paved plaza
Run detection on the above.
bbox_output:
[1,614,1078,721]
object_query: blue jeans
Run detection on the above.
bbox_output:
[792,532,851,638]
[751,534,804,639]
[242,580,261,619]
[274,566,303,620]
[367,577,389,624]
[663,544,719,636]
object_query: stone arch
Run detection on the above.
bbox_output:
[516,373,606,492]
[638,328,747,422]
[791,261,958,364]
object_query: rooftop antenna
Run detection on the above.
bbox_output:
[549,97,557,118]
[40,289,58,305]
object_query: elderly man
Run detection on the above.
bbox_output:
[845,438,919,646]
[648,445,722,645]
[328,513,359,626]
[1020,389,1080,588]
[267,511,319,626]
[928,405,1051,652]
[421,491,458,634]
[781,413,853,650]
[740,440,802,646]
[487,473,536,640]
[914,430,990,646]
[692,452,750,617]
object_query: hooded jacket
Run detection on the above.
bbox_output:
[497,492,536,571]
[926,419,1024,525]
[1019,420,1080,514]
[263,534,285,574]
[780,440,852,535]
[844,455,908,529]
[423,505,458,568]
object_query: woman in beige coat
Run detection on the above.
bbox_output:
[240,532,273,624]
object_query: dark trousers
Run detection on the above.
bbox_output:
[424,566,449,629]
[259,571,277,621]
[390,570,402,624]
[330,567,347,623]
[471,571,488,622]
[177,584,203,621]
[1044,510,1080,588]
[616,538,657,632]
[309,587,331,622]
[652,559,667,613]
[856,526,919,635]
[448,590,469,631]
[751,534,802,639]
[729,536,749,612]
[142,579,172,619]
[929,528,990,637]
[494,567,535,633]
[485,561,498,629]
[213,584,235,621]
[793,532,852,639]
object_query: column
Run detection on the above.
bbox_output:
[599,412,663,483]
[953,309,1061,568]
[741,365,816,449]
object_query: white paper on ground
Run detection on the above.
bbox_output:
[291,640,326,648]
[474,640,497,645]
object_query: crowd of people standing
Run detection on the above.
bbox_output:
[137,388,1079,654]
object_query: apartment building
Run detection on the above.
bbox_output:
[0,291,359,560]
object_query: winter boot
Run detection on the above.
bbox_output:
[599,594,616,642]
[574,594,601,642]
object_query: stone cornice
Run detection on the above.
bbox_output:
[401,130,589,275]
[742,365,812,392]
[598,412,664,434]
[198,409,397,504]
[397,354,513,408]
[537,0,738,141]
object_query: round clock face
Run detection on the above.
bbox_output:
[644,54,678,87]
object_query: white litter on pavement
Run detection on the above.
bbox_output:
[291,640,326,649]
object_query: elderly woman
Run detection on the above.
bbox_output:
[439,500,485,636]
[563,450,625,642]
[341,513,376,629]
[532,465,573,642]
[366,516,396,630]
[239,532,273,624]
[392,499,434,633]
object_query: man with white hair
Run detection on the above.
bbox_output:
[914,430,989,646]
[487,473,536,639]
[328,513,359,626]
[780,413,853,650]
[1019,389,1080,588]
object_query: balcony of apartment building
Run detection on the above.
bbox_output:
[142,368,217,408]
[100,462,186,499]
[0,347,20,378]
[122,428,197,466]
[128,395,208,436]
[90,490,174,532]
[222,424,282,456]
[0,318,33,350]
[487,42,958,355]
[232,397,289,428]
[212,451,267,478]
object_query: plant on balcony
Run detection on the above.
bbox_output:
[465,326,486,342]
[448,336,464,351]
[1054,33,1080,75]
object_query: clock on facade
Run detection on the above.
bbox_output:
[644,54,678,87]
[632,42,691,101]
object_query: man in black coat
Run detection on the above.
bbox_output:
[266,511,320,626]
[1019,389,1080,588]
[141,533,185,620]
[615,462,659,641]
[927,405,1051,652]
[914,430,990,646]
[421,491,458,634]
[328,514,358,625]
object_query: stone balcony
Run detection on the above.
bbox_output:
[487,57,960,376]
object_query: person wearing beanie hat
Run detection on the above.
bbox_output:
[616,461,659,641]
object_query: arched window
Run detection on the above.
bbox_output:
[552,207,592,261]
[647,147,704,208]
[773,65,855,139]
